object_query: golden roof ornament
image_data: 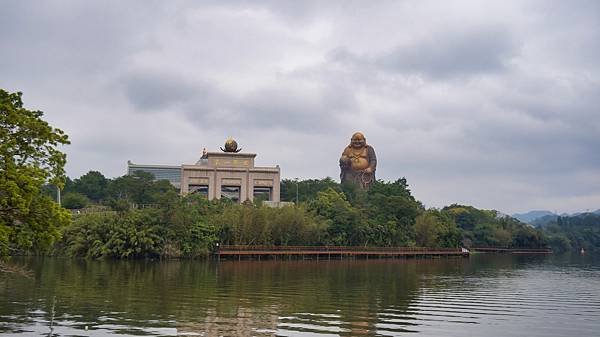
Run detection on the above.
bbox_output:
[220,137,242,153]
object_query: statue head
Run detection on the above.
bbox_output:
[350,132,366,149]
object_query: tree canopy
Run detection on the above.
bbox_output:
[541,213,600,252]
[0,89,71,257]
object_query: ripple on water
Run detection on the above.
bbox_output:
[1,256,600,337]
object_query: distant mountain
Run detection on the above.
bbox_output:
[571,209,600,217]
[531,214,559,227]
[512,209,600,225]
[512,210,556,223]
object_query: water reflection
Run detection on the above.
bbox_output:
[1,254,599,336]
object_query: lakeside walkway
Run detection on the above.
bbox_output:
[216,245,470,260]
[471,247,552,254]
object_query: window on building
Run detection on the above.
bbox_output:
[128,167,181,185]
[189,184,209,197]
[253,187,271,202]
[221,186,240,203]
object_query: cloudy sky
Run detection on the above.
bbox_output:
[1,1,599,214]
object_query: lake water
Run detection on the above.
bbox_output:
[1,254,599,337]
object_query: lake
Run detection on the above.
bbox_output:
[1,254,599,336]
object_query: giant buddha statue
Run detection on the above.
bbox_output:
[339,132,377,189]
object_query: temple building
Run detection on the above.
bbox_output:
[180,151,280,203]
[127,140,281,203]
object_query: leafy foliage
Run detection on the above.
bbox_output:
[57,175,552,259]
[308,188,358,245]
[61,192,89,209]
[61,210,164,258]
[107,171,176,205]
[415,210,461,247]
[441,204,546,248]
[160,195,219,257]
[62,170,179,210]
[541,213,600,252]
[214,201,327,247]
[280,178,341,203]
[364,179,423,246]
[0,89,70,257]
[67,171,109,202]
[60,196,326,258]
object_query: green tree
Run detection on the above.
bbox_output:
[365,179,423,246]
[268,205,327,246]
[280,177,340,203]
[414,212,440,247]
[308,188,357,245]
[443,205,478,231]
[441,204,547,249]
[106,171,177,206]
[0,89,70,257]
[61,210,164,258]
[161,194,218,257]
[512,226,545,248]
[61,192,89,209]
[541,213,600,252]
[414,209,461,248]
[545,233,571,253]
[70,170,109,202]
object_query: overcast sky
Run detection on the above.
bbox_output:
[1,0,599,214]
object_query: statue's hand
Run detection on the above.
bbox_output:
[363,167,372,174]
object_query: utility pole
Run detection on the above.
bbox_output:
[57,185,61,207]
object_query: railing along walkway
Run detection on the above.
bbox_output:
[471,247,552,254]
[216,245,469,260]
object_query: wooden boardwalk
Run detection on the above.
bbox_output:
[471,247,552,254]
[216,245,470,260]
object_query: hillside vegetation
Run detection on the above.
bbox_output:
[538,213,600,253]
[48,173,549,259]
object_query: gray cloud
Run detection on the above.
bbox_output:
[1,0,599,214]
[328,25,518,79]
[120,69,357,133]
[376,26,518,78]
[231,80,356,132]
[0,2,151,79]
[123,71,196,111]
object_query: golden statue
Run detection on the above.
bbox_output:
[339,132,377,189]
